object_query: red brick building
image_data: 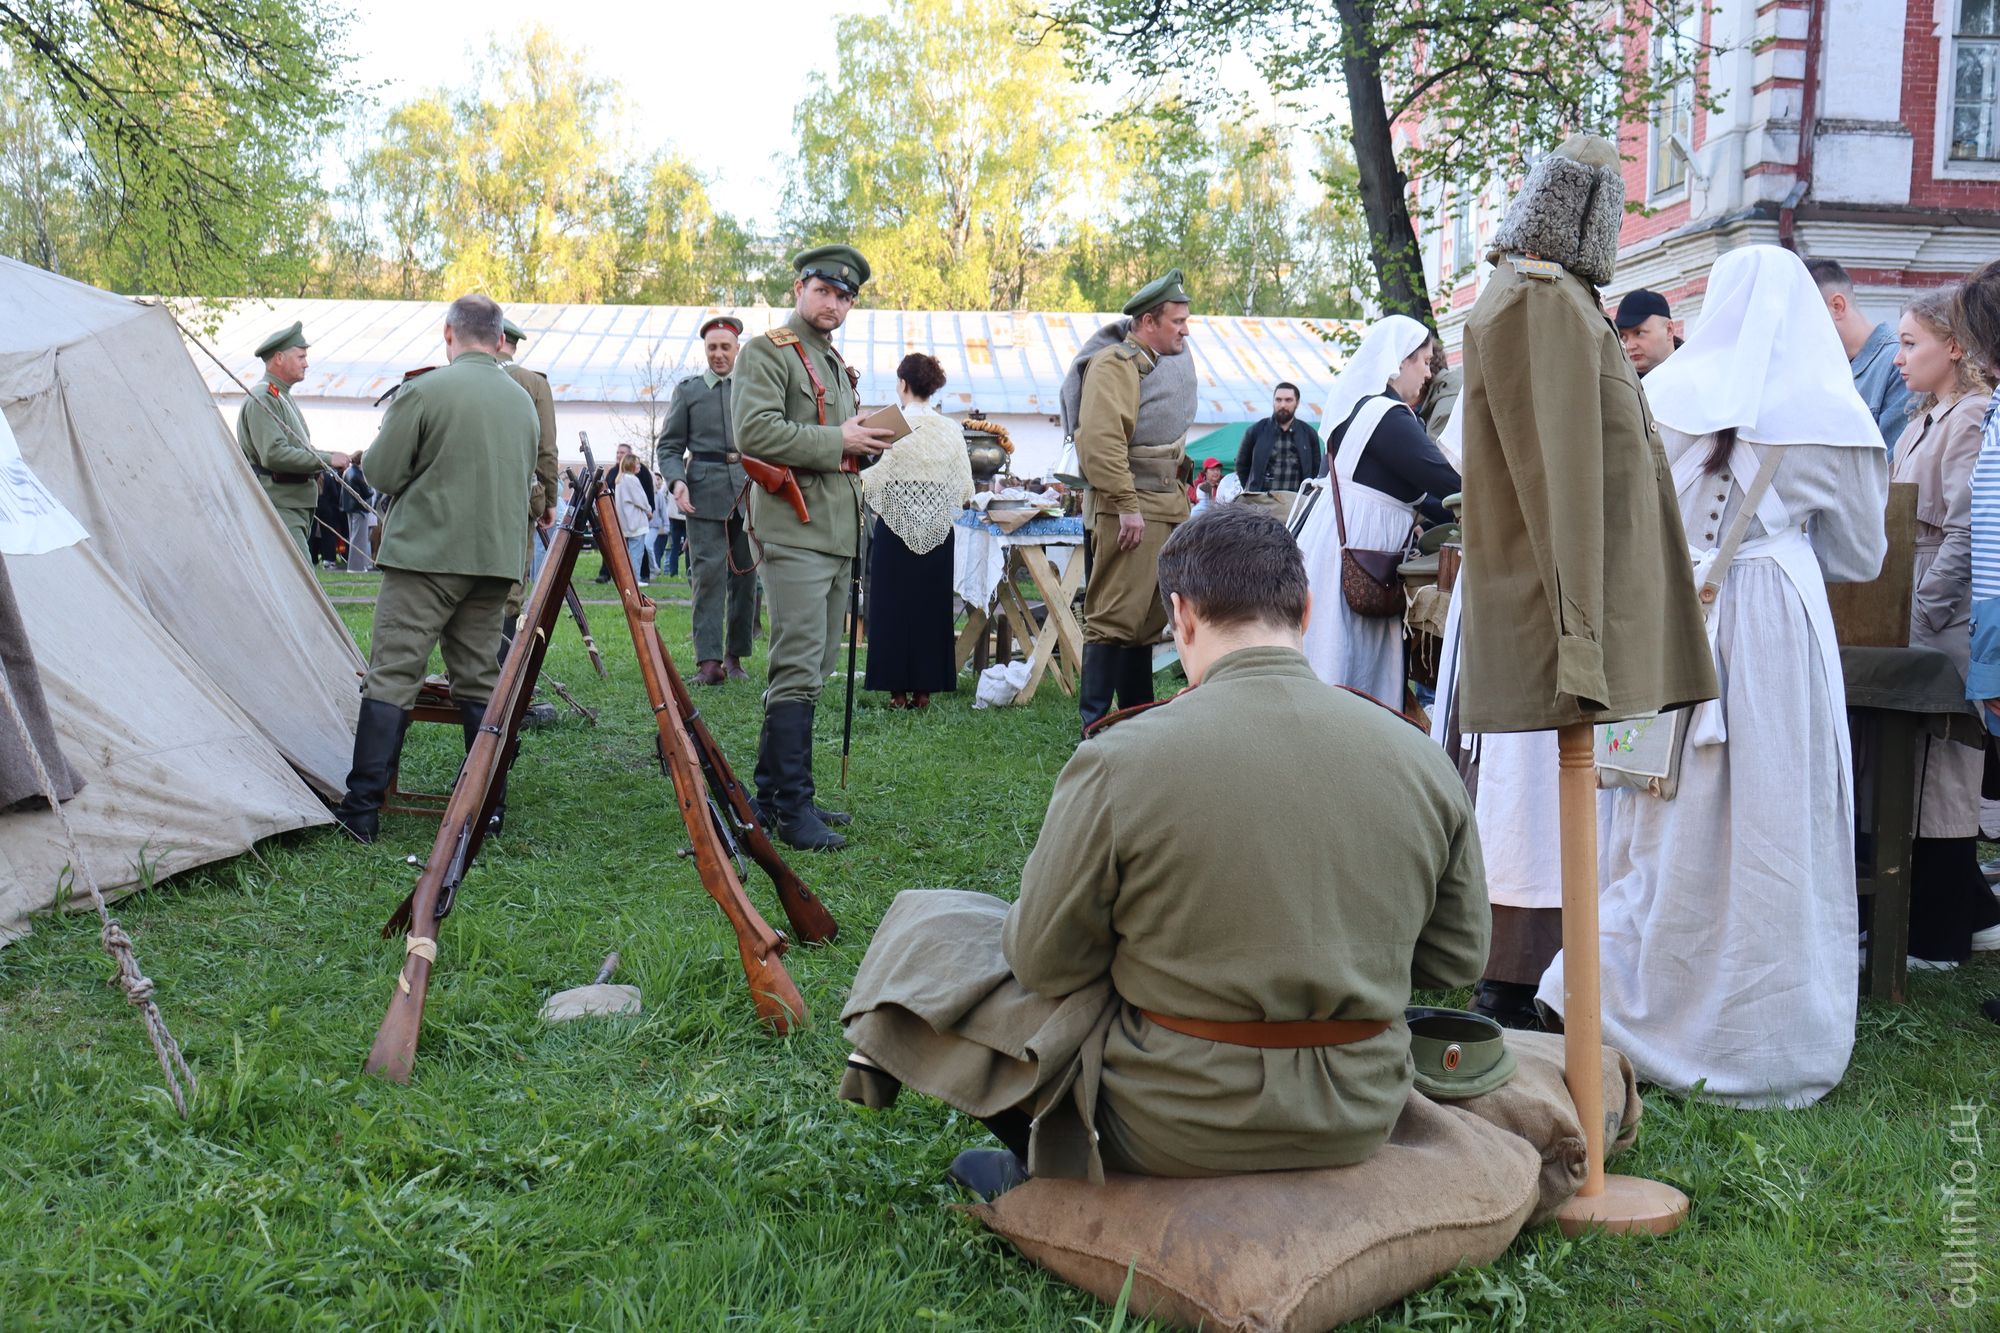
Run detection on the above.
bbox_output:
[1422,0,2000,341]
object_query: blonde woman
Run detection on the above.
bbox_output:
[863,353,974,709]
[1891,287,2000,967]
[613,454,651,582]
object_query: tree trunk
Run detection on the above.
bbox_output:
[1333,0,1431,320]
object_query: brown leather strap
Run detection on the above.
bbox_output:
[1140,1009,1391,1049]
[787,340,828,426]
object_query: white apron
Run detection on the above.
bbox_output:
[1297,398,1416,705]
[1431,563,1563,910]
[1539,440,1857,1108]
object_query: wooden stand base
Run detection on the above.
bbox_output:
[1554,1173,1692,1237]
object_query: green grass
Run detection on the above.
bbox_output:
[1,583,1996,1330]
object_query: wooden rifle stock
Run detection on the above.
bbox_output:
[593,491,810,1031]
[739,456,811,524]
[364,462,606,1082]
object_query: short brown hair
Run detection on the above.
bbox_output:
[898,352,947,400]
[1157,505,1308,631]
[1954,260,2000,374]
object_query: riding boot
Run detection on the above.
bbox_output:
[1077,642,1119,737]
[497,614,519,670]
[752,710,777,827]
[459,699,509,836]
[768,700,845,851]
[1115,643,1157,711]
[796,701,849,826]
[333,698,409,843]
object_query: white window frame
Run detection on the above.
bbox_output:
[1937,0,2000,180]
[1647,4,1704,202]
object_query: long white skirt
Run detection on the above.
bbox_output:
[1538,557,1857,1108]
[1298,478,1411,704]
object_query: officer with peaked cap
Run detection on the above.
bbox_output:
[236,320,332,560]
[657,313,756,686]
[732,245,892,851]
[1069,269,1198,734]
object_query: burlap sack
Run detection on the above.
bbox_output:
[1445,1030,1644,1228]
[966,1093,1539,1333]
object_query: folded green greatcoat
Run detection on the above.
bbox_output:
[842,647,1491,1180]
[1457,259,1717,733]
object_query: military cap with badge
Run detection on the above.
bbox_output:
[501,317,527,344]
[1405,1006,1517,1100]
[699,315,745,339]
[1124,268,1191,318]
[793,244,871,296]
[256,321,309,360]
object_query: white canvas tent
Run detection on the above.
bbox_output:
[0,258,364,944]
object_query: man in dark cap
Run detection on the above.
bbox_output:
[1612,289,1683,377]
[236,321,331,560]
[733,246,893,851]
[658,314,756,686]
[331,294,540,843]
[1062,269,1198,734]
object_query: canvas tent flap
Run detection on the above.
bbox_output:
[0,257,367,946]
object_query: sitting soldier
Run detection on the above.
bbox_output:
[840,504,1491,1197]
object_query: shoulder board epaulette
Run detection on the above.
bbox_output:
[507,365,548,383]
[372,366,438,408]
[766,328,801,347]
[401,365,438,383]
[1334,684,1426,730]
[266,382,281,398]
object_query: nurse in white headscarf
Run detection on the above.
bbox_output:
[1293,314,1459,702]
[1538,244,1888,1108]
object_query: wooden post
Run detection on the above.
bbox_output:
[1552,722,1691,1236]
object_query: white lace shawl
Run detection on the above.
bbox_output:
[864,405,975,554]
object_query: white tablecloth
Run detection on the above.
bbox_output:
[951,511,1084,607]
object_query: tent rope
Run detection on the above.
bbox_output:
[0,659,194,1117]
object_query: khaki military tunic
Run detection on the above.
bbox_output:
[843,647,1491,1178]
[1076,338,1191,645]
[733,312,863,705]
[360,351,539,709]
[499,356,560,618]
[235,372,328,560]
[658,370,756,662]
[1457,257,1716,732]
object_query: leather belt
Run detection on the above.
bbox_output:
[252,464,315,485]
[1140,1009,1391,1049]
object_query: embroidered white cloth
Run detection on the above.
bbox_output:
[864,403,974,555]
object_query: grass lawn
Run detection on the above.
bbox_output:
[2,570,1996,1330]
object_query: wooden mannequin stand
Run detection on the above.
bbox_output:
[1552,722,1692,1236]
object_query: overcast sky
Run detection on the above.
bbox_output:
[342,0,891,225]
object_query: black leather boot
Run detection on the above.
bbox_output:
[1115,644,1157,711]
[459,700,509,836]
[797,702,849,827]
[768,700,845,851]
[1470,980,1545,1032]
[1077,642,1119,737]
[333,698,409,843]
[753,706,849,828]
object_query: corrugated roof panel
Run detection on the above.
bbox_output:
[185,297,1360,425]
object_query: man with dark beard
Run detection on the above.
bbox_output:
[1232,382,1323,495]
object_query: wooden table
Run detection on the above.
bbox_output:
[952,511,1086,707]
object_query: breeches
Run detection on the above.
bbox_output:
[688,513,756,661]
[1082,513,1178,645]
[761,540,849,706]
[364,568,512,709]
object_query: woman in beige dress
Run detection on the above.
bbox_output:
[1892,288,2000,967]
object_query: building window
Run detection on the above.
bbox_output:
[1954,0,2000,161]
[1649,4,1702,197]
[1450,192,1473,277]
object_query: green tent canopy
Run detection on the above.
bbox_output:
[1186,423,1252,472]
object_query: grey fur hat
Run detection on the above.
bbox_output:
[1488,134,1626,287]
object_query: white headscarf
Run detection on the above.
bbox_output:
[1321,314,1433,438]
[1641,245,1883,449]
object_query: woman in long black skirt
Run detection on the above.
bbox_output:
[863,353,974,709]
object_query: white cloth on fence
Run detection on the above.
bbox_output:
[1537,427,1886,1108]
[1297,395,1414,704]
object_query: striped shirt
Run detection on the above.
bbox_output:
[1964,388,2000,711]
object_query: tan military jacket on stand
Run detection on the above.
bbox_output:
[1457,258,1717,733]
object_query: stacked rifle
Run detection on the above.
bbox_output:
[364,448,835,1081]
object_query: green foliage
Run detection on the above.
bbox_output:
[0,0,355,295]
[0,572,1993,1330]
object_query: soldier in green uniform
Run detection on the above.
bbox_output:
[497,316,562,726]
[658,315,755,686]
[235,321,331,561]
[1072,271,1198,733]
[332,295,540,843]
[733,245,893,851]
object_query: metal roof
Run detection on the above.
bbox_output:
[185,297,1359,423]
